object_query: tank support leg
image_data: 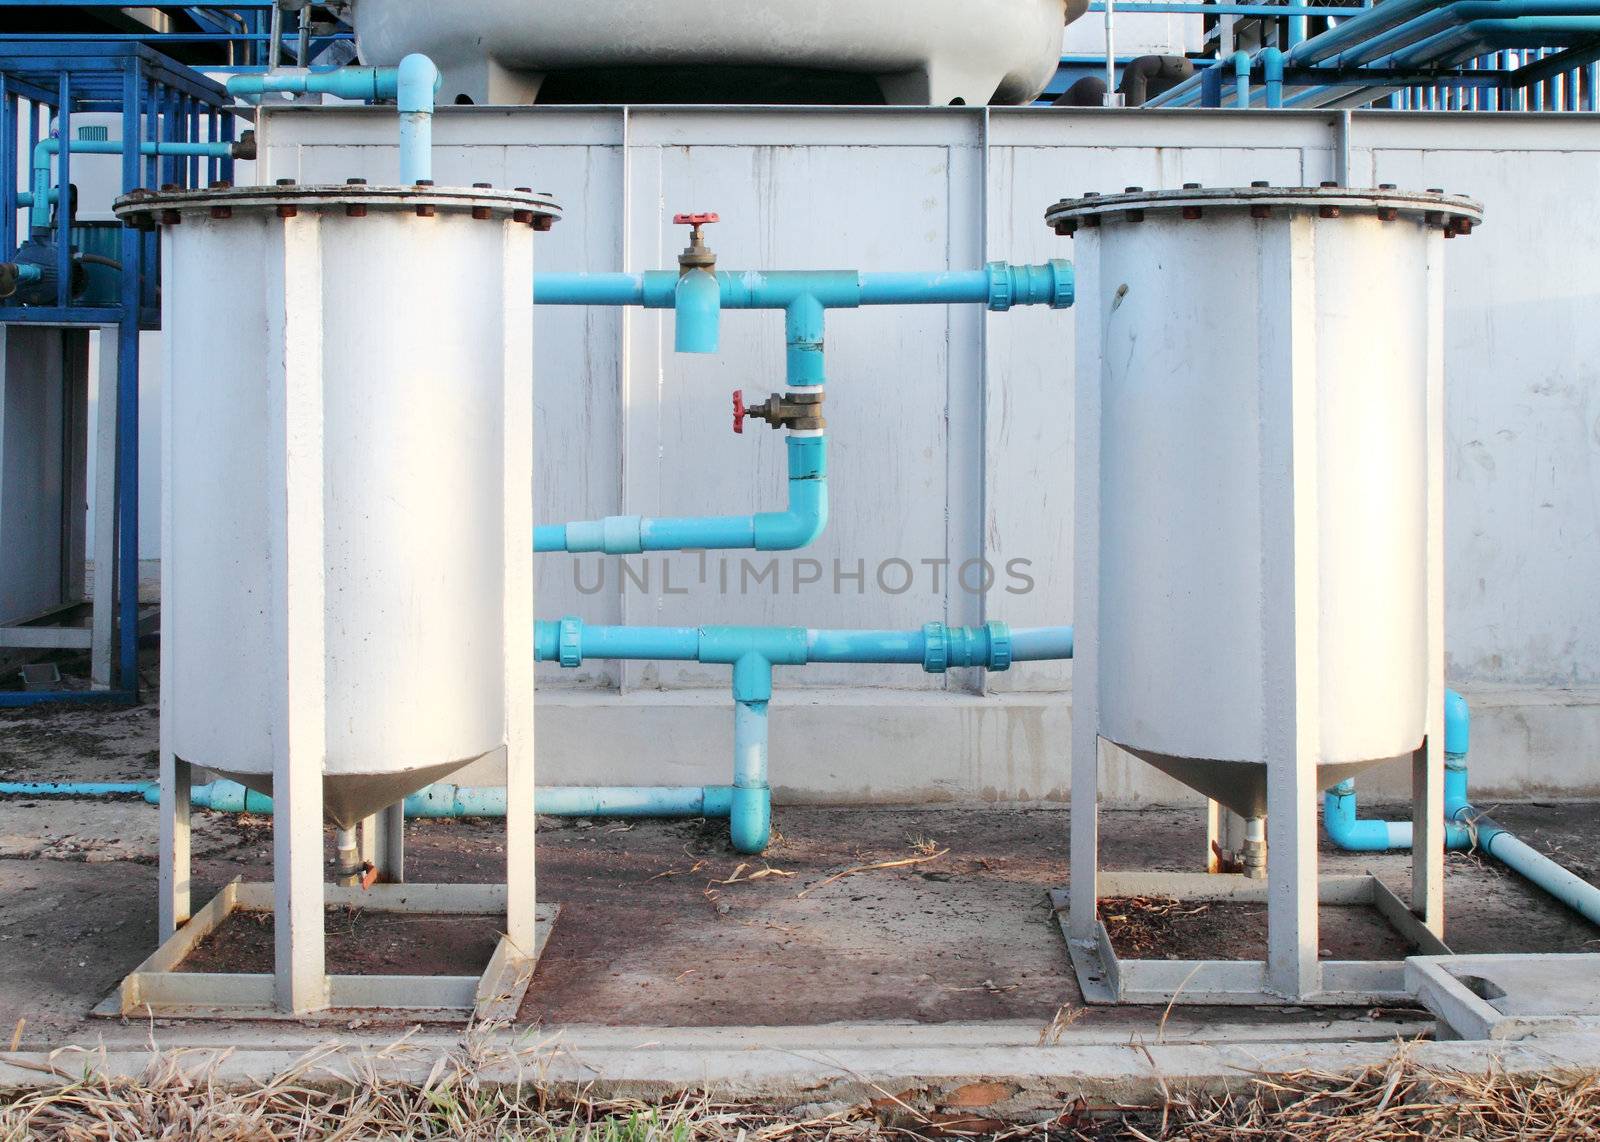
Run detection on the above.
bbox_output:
[271,226,330,1016]
[1261,221,1322,1003]
[157,753,191,936]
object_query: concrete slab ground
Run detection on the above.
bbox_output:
[1,699,1599,1104]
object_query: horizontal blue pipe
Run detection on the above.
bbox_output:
[533,262,1074,313]
[0,781,152,797]
[538,617,1073,673]
[140,780,735,820]
[538,434,826,554]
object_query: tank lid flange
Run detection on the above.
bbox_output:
[1045,185,1481,233]
[112,182,562,227]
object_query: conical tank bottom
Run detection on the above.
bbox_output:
[1118,744,1413,819]
[206,754,482,830]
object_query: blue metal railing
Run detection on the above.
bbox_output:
[0,42,233,706]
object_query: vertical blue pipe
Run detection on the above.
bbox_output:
[674,266,721,353]
[1233,50,1253,108]
[1262,47,1286,107]
[395,53,437,185]
[729,654,772,854]
[785,294,826,387]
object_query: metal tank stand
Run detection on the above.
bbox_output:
[101,689,553,1023]
[1050,188,1469,1005]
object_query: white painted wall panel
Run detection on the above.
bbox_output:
[208,106,1600,802]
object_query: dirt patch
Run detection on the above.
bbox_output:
[1102,895,1415,961]
[178,906,503,976]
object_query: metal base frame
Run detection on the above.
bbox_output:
[1052,872,1451,1006]
[97,879,557,1023]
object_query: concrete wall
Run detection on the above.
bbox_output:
[242,106,1599,804]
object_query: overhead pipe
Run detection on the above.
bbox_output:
[1151,0,1600,109]
[1325,690,1600,927]
[224,53,440,184]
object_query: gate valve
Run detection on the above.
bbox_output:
[674,211,719,274]
[732,389,827,433]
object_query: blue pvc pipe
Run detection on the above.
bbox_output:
[143,780,736,820]
[29,137,235,230]
[1232,49,1253,107]
[0,781,152,797]
[537,617,1074,853]
[224,53,439,184]
[534,263,1073,315]
[1324,690,1600,927]
[537,433,826,554]
[1262,47,1287,107]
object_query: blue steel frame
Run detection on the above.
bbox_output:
[0,42,232,706]
[3,4,354,70]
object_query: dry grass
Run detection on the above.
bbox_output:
[2,1033,1598,1141]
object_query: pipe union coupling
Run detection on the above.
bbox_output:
[558,616,584,668]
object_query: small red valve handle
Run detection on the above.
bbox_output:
[359,862,379,890]
[732,389,746,434]
[673,212,719,227]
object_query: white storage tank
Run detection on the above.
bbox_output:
[1048,185,1482,818]
[115,181,558,829]
[352,0,1085,106]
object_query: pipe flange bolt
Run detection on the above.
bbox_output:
[922,622,949,674]
[985,621,1012,671]
[558,616,583,668]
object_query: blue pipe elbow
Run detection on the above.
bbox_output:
[729,784,771,854]
[674,269,721,354]
[1323,780,1412,850]
[1261,47,1286,107]
[1232,50,1253,107]
[395,53,438,185]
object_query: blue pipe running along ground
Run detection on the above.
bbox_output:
[1324,689,1600,926]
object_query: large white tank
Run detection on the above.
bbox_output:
[352,0,1083,107]
[1048,185,1482,817]
[115,182,558,829]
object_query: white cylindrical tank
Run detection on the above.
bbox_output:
[353,0,1083,107]
[116,182,558,828]
[1048,185,1481,817]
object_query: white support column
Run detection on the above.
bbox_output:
[1068,227,1104,943]
[381,802,406,883]
[90,327,118,689]
[502,223,538,953]
[269,211,329,1016]
[1205,800,1224,872]
[1413,222,1449,936]
[158,755,191,936]
[360,803,406,883]
[1260,214,1322,1003]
